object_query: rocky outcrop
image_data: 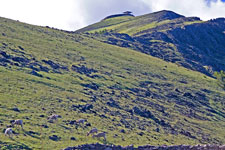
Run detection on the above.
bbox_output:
[71,65,97,76]
[64,143,225,150]
[0,49,68,74]
[71,104,94,112]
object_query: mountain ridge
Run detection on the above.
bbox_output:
[77,10,225,76]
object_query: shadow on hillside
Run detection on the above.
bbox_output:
[1,139,32,150]
[99,139,114,145]
[24,130,41,139]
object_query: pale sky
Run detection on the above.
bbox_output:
[0,0,225,31]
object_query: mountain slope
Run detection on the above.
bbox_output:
[0,14,225,150]
[76,10,186,34]
[78,10,225,76]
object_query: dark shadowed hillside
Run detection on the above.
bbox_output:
[79,10,225,76]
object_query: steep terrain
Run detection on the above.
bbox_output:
[0,11,225,150]
[78,10,225,76]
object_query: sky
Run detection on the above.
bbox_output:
[0,0,225,31]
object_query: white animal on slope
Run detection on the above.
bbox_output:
[92,132,106,141]
[87,128,98,136]
[4,128,13,137]
[76,119,86,125]
[48,114,59,122]
[12,119,23,129]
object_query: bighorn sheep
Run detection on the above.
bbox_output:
[76,119,86,125]
[74,119,86,129]
[48,114,59,122]
[4,128,13,137]
[12,119,23,129]
[92,132,106,141]
[87,128,98,136]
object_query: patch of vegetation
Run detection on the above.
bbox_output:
[76,16,134,33]
[214,71,225,90]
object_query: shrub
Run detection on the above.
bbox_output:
[214,70,225,90]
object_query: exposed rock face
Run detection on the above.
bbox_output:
[64,143,225,150]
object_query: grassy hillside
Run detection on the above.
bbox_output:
[0,16,225,150]
[76,15,134,34]
[76,10,197,35]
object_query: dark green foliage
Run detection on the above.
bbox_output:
[103,13,134,20]
[214,71,225,89]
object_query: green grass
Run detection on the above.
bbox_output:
[0,16,225,150]
[79,11,203,36]
[76,16,134,33]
